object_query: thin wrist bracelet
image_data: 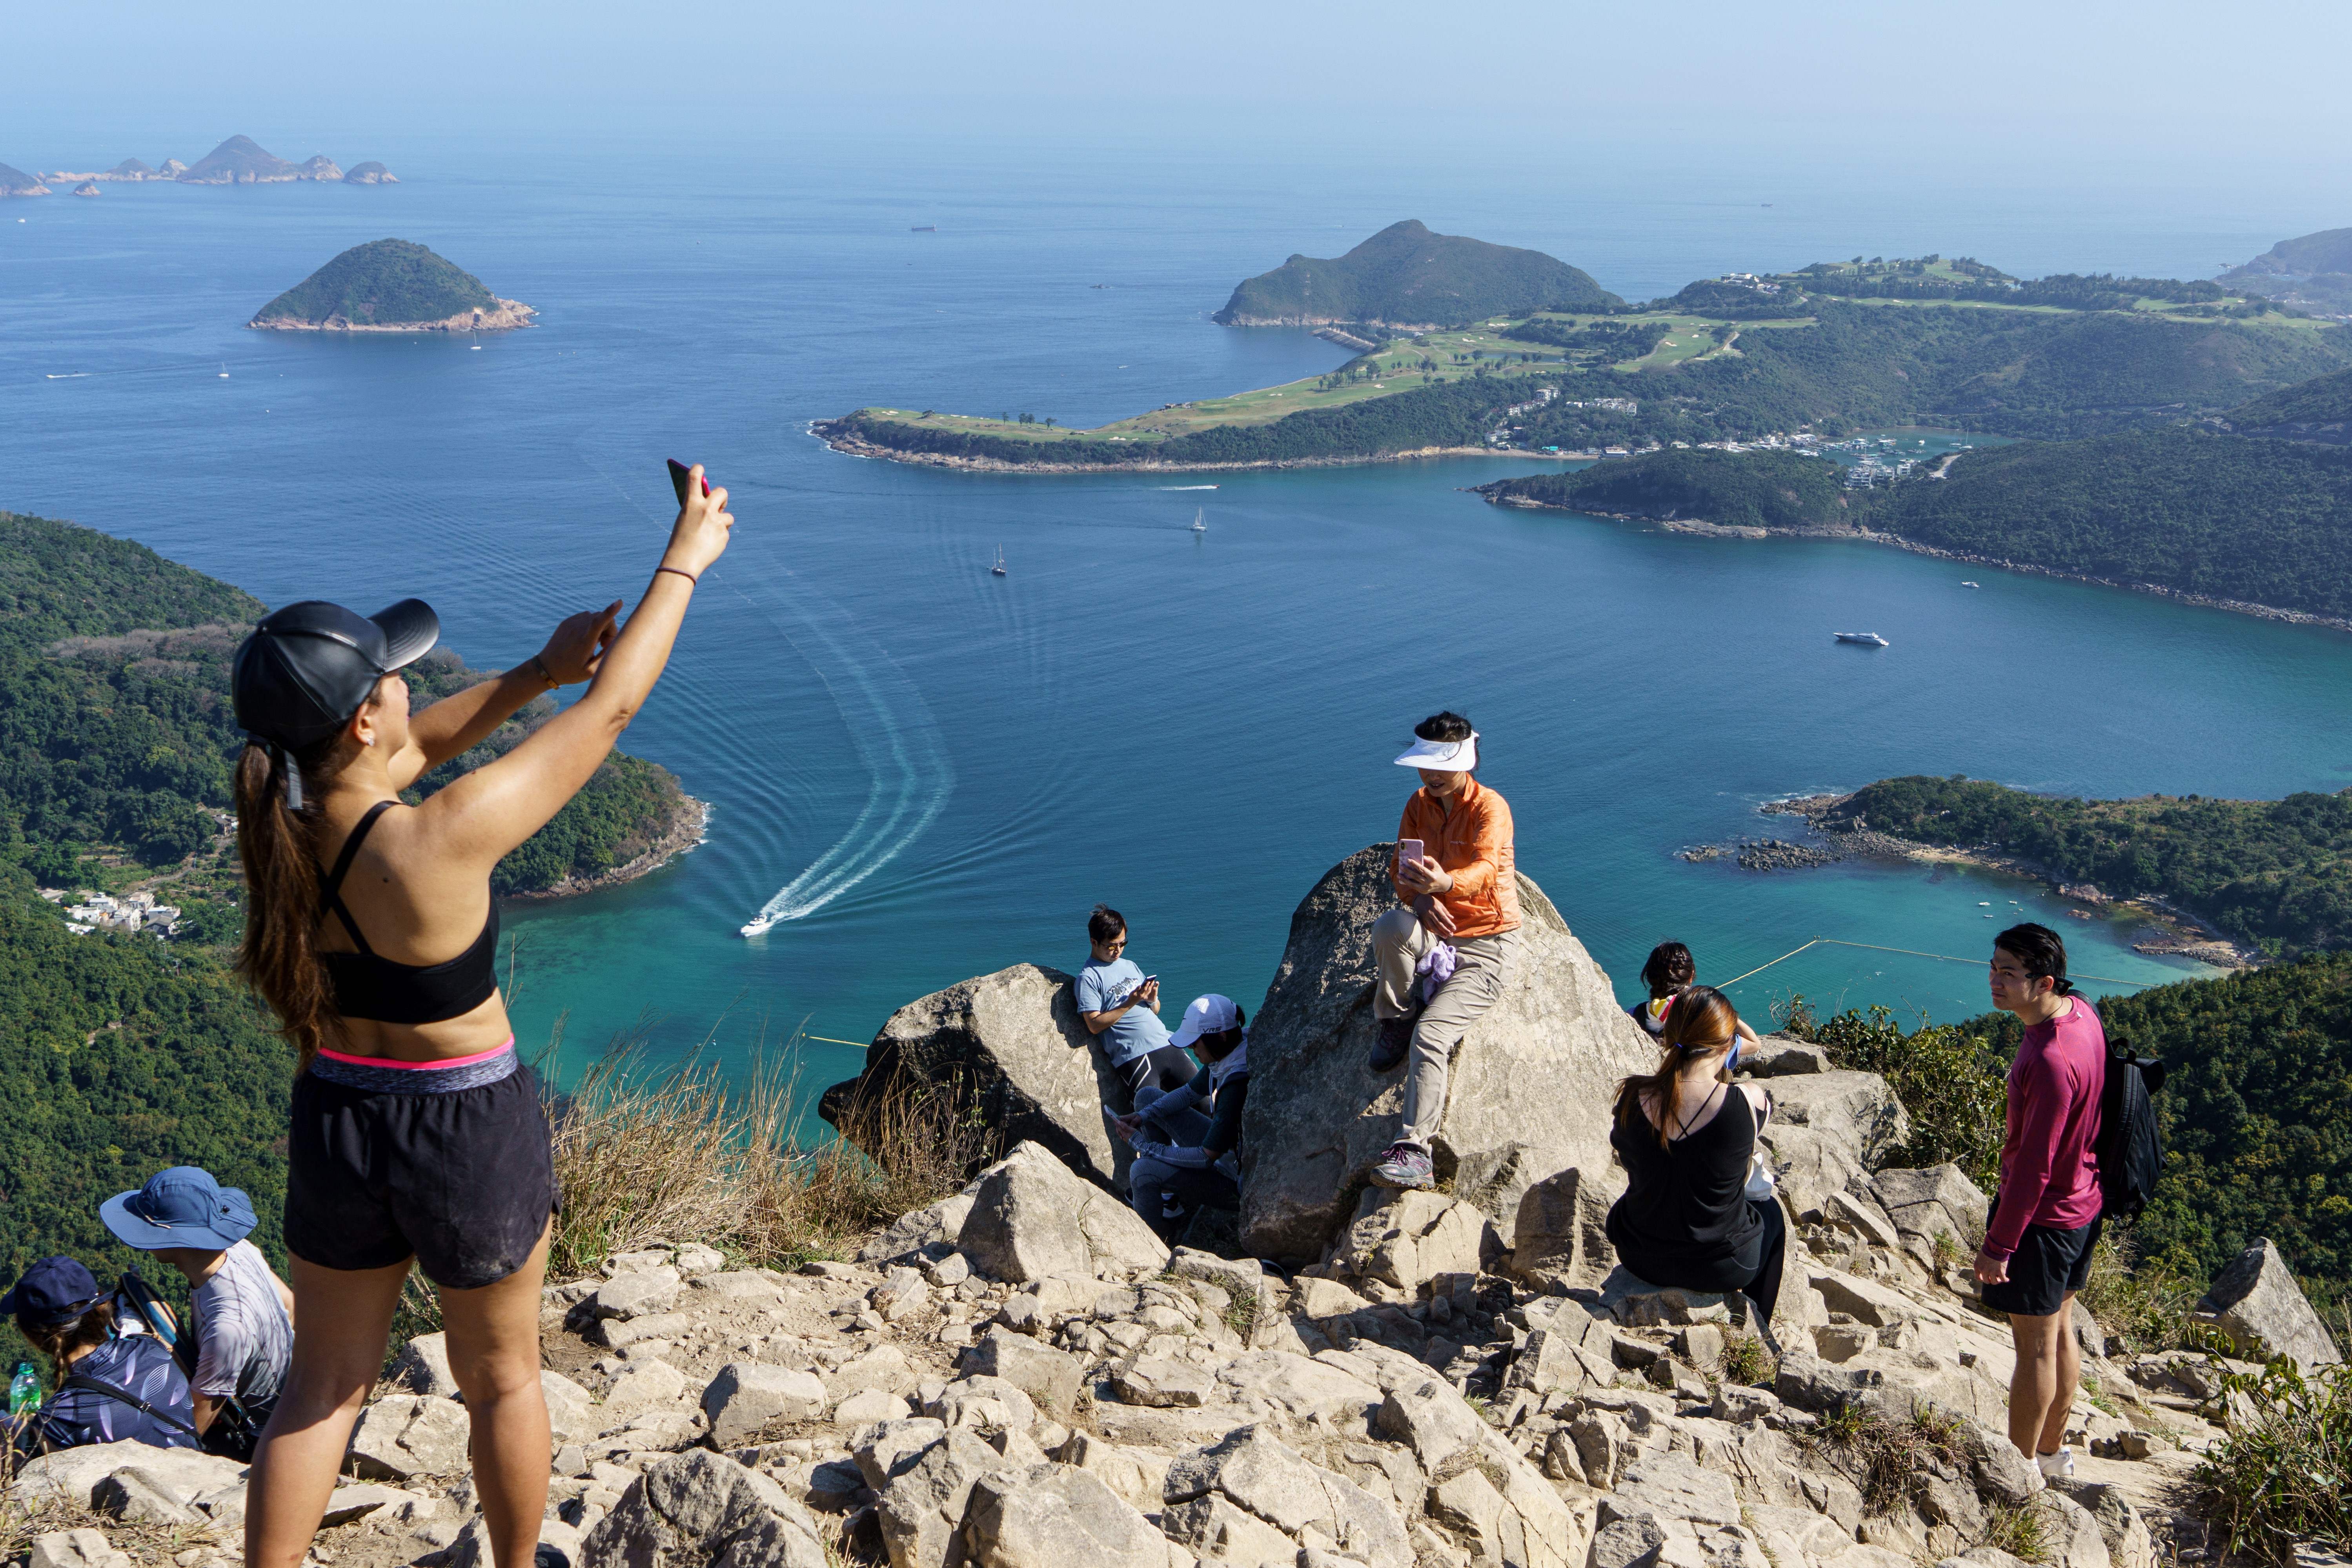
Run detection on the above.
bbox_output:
[655,565,699,586]
[526,654,560,689]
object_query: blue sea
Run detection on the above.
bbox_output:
[7,136,2349,1102]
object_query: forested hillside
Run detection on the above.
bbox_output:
[1478,449,1850,529]
[1830,774,2352,956]
[0,510,696,916]
[1864,428,2352,618]
[250,238,499,327]
[2231,364,2352,437]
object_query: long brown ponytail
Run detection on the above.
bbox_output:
[233,717,365,1065]
[1614,985,1742,1151]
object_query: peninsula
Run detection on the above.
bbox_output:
[249,239,535,332]
[823,247,2348,473]
[1214,219,1621,328]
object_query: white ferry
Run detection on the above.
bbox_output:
[1833,632,1890,647]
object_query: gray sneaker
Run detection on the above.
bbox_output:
[1369,1142,1434,1190]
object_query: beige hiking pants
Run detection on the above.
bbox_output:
[1371,909,1520,1149]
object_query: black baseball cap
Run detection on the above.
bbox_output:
[232,599,440,750]
[0,1257,105,1329]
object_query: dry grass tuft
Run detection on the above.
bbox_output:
[541,1027,991,1280]
[1807,1404,1969,1515]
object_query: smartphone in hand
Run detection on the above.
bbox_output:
[667,459,711,508]
[1396,838,1424,872]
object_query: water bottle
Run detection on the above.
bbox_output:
[8,1361,38,1416]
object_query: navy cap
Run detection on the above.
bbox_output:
[233,598,439,751]
[0,1257,105,1329]
[102,1166,258,1252]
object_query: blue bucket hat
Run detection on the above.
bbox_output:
[101,1166,258,1251]
[0,1257,106,1328]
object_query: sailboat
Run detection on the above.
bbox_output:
[217,364,229,379]
[1190,508,1207,534]
[990,546,1006,577]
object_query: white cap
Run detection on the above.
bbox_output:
[1170,993,1242,1050]
[1393,731,1478,771]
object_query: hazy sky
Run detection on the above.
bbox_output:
[13,0,2352,177]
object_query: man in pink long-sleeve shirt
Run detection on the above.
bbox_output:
[1973,924,2106,1479]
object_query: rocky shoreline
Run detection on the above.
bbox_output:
[508,793,710,903]
[1756,795,2254,968]
[249,297,537,333]
[812,422,1580,475]
[1492,496,2352,636]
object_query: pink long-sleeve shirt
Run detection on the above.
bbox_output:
[1986,995,2107,1259]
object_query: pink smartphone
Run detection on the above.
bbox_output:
[1397,838,1424,869]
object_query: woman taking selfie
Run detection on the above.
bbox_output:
[230,470,734,1568]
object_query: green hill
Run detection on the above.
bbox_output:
[0,509,692,911]
[1478,448,1851,529]
[178,134,300,185]
[1864,427,2352,618]
[1214,220,1620,328]
[2231,364,2352,439]
[2222,225,2352,315]
[1830,774,2352,957]
[251,239,500,328]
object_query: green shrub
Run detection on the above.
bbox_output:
[2196,1358,2352,1560]
[1780,1000,2006,1185]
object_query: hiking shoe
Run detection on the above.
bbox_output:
[1371,1015,1416,1073]
[1369,1142,1434,1190]
[2036,1446,2075,1480]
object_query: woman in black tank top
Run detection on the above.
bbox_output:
[1604,986,1788,1328]
[228,470,737,1568]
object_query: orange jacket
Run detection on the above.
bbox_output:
[1392,777,1519,938]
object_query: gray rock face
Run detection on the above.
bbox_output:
[958,1142,1171,1284]
[347,1393,472,1480]
[28,1531,130,1568]
[579,1449,828,1568]
[1239,847,1654,1259]
[818,965,1128,1193]
[7,1441,249,1507]
[1164,1425,1411,1568]
[1507,1163,1624,1292]
[967,1464,1166,1568]
[959,1329,1085,1420]
[854,1424,1020,1568]
[702,1364,828,1447]
[2193,1237,2343,1369]
[388,1330,461,1397]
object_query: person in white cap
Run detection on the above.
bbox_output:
[1367,711,1520,1191]
[1113,994,1250,1240]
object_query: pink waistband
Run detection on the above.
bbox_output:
[315,1037,515,1071]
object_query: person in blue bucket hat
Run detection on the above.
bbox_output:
[5,1256,201,1456]
[102,1166,293,1456]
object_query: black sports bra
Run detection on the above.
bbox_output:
[317,801,500,1024]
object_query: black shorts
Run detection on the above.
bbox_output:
[1982,1210,2103,1318]
[1110,1045,1199,1103]
[285,1060,559,1289]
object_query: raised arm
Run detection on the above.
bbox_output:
[417,469,736,868]
[388,603,623,789]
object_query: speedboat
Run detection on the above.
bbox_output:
[1833,632,1889,647]
[740,915,776,938]
[1961,581,1979,588]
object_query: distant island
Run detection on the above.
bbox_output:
[38,137,396,187]
[1214,219,1620,328]
[250,239,534,333]
[0,163,49,198]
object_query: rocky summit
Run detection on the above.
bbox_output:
[11,850,2325,1568]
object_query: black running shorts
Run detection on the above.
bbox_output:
[284,1061,559,1289]
[1981,1210,2103,1319]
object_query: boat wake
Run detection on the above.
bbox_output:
[731,571,954,936]
[569,440,954,936]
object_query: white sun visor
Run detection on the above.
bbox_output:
[1393,732,1478,771]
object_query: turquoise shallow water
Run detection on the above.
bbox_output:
[6,139,2350,1100]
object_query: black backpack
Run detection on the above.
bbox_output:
[2093,1037,2166,1220]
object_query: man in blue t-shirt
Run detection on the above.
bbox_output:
[1075,904,1195,1106]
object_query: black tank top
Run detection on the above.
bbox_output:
[317,801,499,1024]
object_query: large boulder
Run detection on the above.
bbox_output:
[579,1449,828,1568]
[1239,847,1654,1260]
[819,964,1127,1193]
[959,1142,1171,1284]
[2192,1238,2342,1369]
[1508,1164,1624,1292]
[1163,1425,1411,1568]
